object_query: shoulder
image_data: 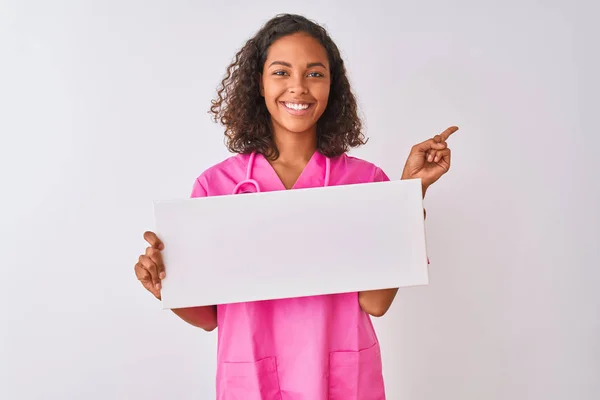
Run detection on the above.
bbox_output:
[337,153,381,170]
[197,153,248,180]
[332,153,390,183]
[191,153,249,197]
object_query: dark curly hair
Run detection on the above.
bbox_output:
[209,13,367,160]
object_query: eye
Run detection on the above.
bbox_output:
[308,72,324,78]
[273,70,288,76]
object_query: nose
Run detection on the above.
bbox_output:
[288,75,308,94]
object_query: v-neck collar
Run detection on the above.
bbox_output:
[254,151,327,191]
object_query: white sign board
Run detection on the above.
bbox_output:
[153,179,428,309]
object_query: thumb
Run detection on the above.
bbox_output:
[144,231,164,250]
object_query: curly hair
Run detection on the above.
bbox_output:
[209,13,367,160]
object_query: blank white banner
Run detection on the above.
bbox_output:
[154,179,428,309]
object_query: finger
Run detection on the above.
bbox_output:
[134,262,151,282]
[139,254,161,290]
[143,279,161,299]
[428,139,448,161]
[435,148,451,165]
[428,150,437,163]
[146,246,166,280]
[414,138,447,153]
[144,231,164,250]
[135,263,161,299]
[440,126,459,141]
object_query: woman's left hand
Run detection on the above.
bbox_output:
[401,126,458,196]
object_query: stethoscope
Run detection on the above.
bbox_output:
[232,151,331,194]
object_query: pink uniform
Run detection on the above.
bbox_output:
[190,151,389,400]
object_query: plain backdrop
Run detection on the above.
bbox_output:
[1,0,598,399]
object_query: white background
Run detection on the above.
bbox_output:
[1,0,598,399]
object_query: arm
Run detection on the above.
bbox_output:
[359,126,456,317]
[171,306,218,331]
[359,289,399,317]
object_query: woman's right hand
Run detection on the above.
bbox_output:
[134,231,166,300]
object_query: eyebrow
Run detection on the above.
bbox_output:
[269,61,327,69]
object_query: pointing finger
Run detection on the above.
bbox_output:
[440,126,459,141]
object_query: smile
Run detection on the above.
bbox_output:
[280,101,314,115]
[283,102,311,110]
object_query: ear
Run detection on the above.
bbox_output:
[259,73,265,97]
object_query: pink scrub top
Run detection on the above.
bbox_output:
[190,151,390,400]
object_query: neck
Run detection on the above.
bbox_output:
[272,125,317,164]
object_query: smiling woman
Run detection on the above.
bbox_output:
[135,12,457,400]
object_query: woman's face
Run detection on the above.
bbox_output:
[261,32,331,138]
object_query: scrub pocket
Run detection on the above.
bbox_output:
[218,356,282,400]
[328,343,386,400]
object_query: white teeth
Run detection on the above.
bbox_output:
[285,102,310,111]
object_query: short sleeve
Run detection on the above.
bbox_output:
[190,177,208,198]
[373,167,390,182]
